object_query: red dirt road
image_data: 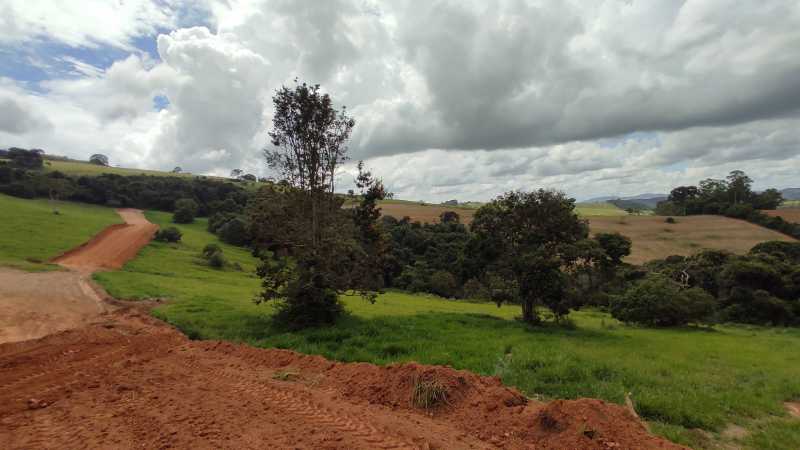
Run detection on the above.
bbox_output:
[0,209,156,344]
[52,208,158,272]
[0,308,686,450]
[0,209,686,449]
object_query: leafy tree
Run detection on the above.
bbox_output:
[218,217,249,246]
[439,210,460,224]
[230,168,243,179]
[253,80,378,328]
[726,170,753,204]
[89,154,109,166]
[470,189,588,323]
[429,270,458,298]
[594,232,632,266]
[172,166,182,173]
[241,173,257,182]
[611,274,716,327]
[173,198,198,223]
[751,188,783,210]
[8,148,43,169]
[462,278,489,300]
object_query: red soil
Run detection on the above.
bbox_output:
[0,307,686,449]
[51,208,158,272]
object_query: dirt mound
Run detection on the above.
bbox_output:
[52,208,158,272]
[1,320,683,449]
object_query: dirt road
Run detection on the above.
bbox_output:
[0,209,156,344]
[0,209,685,449]
[52,208,158,273]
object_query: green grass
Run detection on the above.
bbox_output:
[95,211,800,449]
[0,194,122,270]
[575,202,629,216]
[42,159,195,178]
[780,200,800,209]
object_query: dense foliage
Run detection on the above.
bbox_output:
[655,170,800,238]
[0,164,249,217]
[623,242,800,326]
[154,226,182,243]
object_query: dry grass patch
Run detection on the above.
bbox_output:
[588,215,796,264]
[411,375,450,409]
[765,209,800,224]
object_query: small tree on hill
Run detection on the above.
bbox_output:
[89,154,109,166]
[173,198,198,223]
[470,189,589,323]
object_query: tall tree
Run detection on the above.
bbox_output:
[470,189,589,323]
[726,170,753,204]
[253,80,374,328]
[89,154,109,166]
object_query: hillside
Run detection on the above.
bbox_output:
[377,200,626,224]
[589,215,796,264]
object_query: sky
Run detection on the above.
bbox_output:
[1,0,799,202]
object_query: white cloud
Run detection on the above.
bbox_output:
[1,0,799,201]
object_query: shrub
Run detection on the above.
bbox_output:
[665,217,676,224]
[429,270,458,298]
[722,288,796,326]
[750,241,800,264]
[154,226,182,243]
[202,243,221,259]
[218,217,249,246]
[462,278,489,300]
[207,251,226,268]
[610,274,716,327]
[173,198,198,224]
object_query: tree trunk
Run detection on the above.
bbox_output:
[521,300,538,324]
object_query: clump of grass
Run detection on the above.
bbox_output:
[411,375,449,409]
[272,368,300,381]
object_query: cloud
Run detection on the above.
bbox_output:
[1,0,799,201]
[0,94,52,134]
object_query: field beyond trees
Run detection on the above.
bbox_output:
[87,209,800,449]
[589,215,796,265]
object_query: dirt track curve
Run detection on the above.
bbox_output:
[0,209,156,344]
[0,210,685,449]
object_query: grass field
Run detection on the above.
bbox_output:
[589,215,796,265]
[375,200,627,225]
[0,194,122,270]
[779,200,800,209]
[95,210,800,449]
[765,208,800,224]
[41,159,195,178]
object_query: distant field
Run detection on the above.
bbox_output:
[43,160,195,178]
[94,211,800,449]
[780,200,800,208]
[0,194,121,270]
[377,201,626,224]
[766,208,800,224]
[589,215,796,264]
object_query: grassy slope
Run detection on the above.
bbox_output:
[96,212,800,450]
[0,194,122,270]
[44,160,194,178]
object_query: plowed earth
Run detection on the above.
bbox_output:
[0,209,686,449]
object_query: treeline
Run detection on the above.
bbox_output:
[0,150,249,217]
[619,242,800,326]
[655,170,799,238]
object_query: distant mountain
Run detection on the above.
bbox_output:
[781,188,800,200]
[585,193,667,209]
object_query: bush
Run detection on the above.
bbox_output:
[202,243,221,259]
[723,288,796,326]
[207,251,226,268]
[462,278,489,300]
[610,274,716,327]
[218,217,249,246]
[154,226,182,243]
[750,241,800,264]
[665,217,676,224]
[429,270,458,298]
[173,198,198,224]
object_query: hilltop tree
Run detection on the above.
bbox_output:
[726,170,753,204]
[89,154,109,166]
[253,80,380,328]
[230,168,243,179]
[172,166,182,173]
[470,189,589,323]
